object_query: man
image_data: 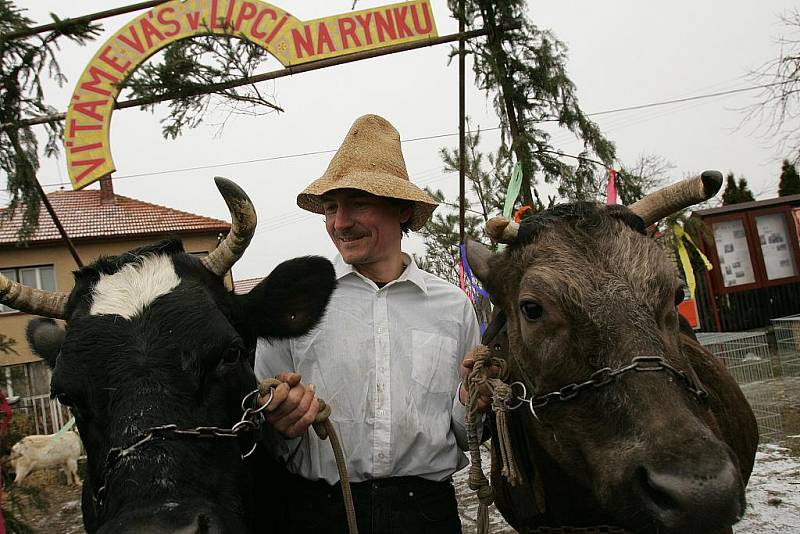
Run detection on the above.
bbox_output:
[255,114,485,533]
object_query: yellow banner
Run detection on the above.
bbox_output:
[65,0,437,190]
[673,223,712,299]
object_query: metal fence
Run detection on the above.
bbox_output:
[771,314,800,377]
[696,331,775,384]
[696,331,782,443]
[15,393,71,435]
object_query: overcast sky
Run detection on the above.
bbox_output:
[5,0,799,281]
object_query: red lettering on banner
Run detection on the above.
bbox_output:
[411,4,433,34]
[73,100,109,122]
[292,25,315,58]
[235,2,257,32]
[140,18,165,49]
[316,23,335,54]
[117,25,145,53]
[69,142,103,154]
[393,7,413,38]
[186,11,201,30]
[374,10,396,42]
[338,17,360,49]
[157,7,181,37]
[68,120,102,138]
[98,46,131,73]
[265,14,288,44]
[79,67,119,97]
[252,8,277,39]
[224,0,236,28]
[210,0,221,29]
[72,159,107,182]
[355,13,374,45]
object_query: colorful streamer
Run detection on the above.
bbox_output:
[606,168,619,205]
[459,243,491,334]
[672,223,713,299]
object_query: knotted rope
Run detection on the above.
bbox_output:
[259,379,358,534]
[464,344,521,534]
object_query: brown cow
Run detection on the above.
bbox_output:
[466,172,758,534]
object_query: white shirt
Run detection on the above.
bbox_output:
[255,253,482,484]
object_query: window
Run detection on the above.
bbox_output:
[0,265,55,313]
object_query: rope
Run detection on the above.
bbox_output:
[491,382,522,486]
[464,344,516,534]
[314,401,358,534]
[259,379,358,534]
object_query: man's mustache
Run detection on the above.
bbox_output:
[334,231,368,240]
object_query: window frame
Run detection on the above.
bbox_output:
[0,264,57,314]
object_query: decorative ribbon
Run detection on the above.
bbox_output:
[672,223,712,299]
[606,168,619,205]
[503,162,524,219]
[460,243,491,334]
[497,162,524,253]
[51,416,76,439]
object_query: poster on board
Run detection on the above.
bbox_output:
[756,213,798,280]
[712,219,756,287]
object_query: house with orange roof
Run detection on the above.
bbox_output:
[0,178,231,400]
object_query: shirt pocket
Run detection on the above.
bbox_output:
[410,329,458,394]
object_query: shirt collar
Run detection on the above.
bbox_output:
[333,253,428,295]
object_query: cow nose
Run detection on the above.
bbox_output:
[632,461,745,533]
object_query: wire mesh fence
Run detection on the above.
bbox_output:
[771,314,800,377]
[696,331,782,443]
[696,331,775,384]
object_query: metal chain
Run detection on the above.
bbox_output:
[95,387,275,516]
[506,356,708,416]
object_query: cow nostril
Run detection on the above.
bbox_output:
[635,465,679,513]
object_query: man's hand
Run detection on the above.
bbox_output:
[459,351,502,413]
[258,372,319,438]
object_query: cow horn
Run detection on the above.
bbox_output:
[0,275,68,319]
[201,177,257,277]
[485,216,520,244]
[629,170,723,226]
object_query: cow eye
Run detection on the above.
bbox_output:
[222,346,240,364]
[520,301,544,321]
[221,340,245,364]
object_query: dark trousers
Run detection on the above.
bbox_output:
[280,473,463,534]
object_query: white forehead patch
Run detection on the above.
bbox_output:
[90,254,181,319]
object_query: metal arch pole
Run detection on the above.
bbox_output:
[0,1,171,41]
[30,179,84,268]
[458,0,466,245]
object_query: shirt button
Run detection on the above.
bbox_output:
[378,453,385,459]
[377,327,383,334]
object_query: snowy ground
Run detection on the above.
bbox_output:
[454,444,800,534]
[6,435,800,532]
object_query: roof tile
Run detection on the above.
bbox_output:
[0,190,230,245]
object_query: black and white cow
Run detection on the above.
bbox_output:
[4,178,335,533]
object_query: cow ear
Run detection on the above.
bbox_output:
[239,256,336,339]
[466,238,493,285]
[26,318,65,369]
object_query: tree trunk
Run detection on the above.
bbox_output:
[479,2,535,208]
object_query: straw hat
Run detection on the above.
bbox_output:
[297,114,438,231]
